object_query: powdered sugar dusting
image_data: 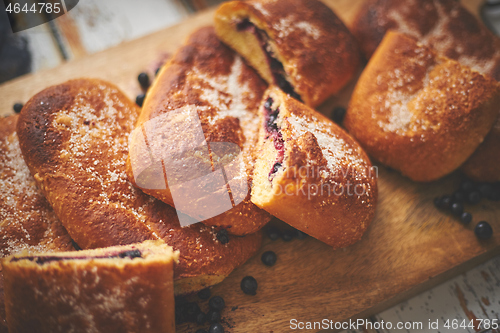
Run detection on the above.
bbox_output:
[287,113,368,178]
[272,15,321,40]
[0,122,73,257]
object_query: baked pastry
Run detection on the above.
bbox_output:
[0,115,75,333]
[3,240,178,333]
[251,86,377,248]
[351,0,500,182]
[127,27,271,236]
[461,118,500,182]
[351,0,500,78]
[214,0,360,107]
[344,32,500,182]
[16,78,262,294]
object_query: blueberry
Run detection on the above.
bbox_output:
[475,221,493,240]
[13,103,23,113]
[479,183,493,198]
[185,302,201,322]
[452,191,465,203]
[136,93,145,107]
[197,288,211,300]
[195,330,208,333]
[208,296,225,312]
[332,107,346,124]
[207,309,221,323]
[488,183,500,201]
[216,229,229,244]
[281,229,295,241]
[451,202,463,216]
[264,97,273,111]
[209,323,225,333]
[155,67,162,76]
[266,227,281,241]
[196,311,207,325]
[138,72,150,89]
[460,179,475,193]
[261,251,277,266]
[434,196,443,209]
[296,229,308,239]
[441,195,452,210]
[118,249,141,259]
[467,191,481,205]
[460,212,472,224]
[241,276,258,295]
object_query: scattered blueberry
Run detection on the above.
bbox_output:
[441,195,452,210]
[460,212,472,224]
[13,103,23,113]
[452,191,465,203]
[241,276,258,295]
[475,221,493,240]
[196,311,207,325]
[198,288,211,300]
[467,191,481,205]
[136,93,145,107]
[138,72,150,89]
[434,196,443,209]
[216,229,229,244]
[208,296,225,312]
[479,183,493,198]
[296,229,308,239]
[155,66,162,76]
[451,202,464,217]
[261,251,277,266]
[460,179,475,193]
[332,106,346,124]
[186,302,201,321]
[281,229,295,242]
[266,227,281,241]
[207,309,221,323]
[196,330,208,333]
[209,323,225,333]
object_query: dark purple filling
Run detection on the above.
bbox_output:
[236,19,302,102]
[12,249,142,265]
[263,97,285,181]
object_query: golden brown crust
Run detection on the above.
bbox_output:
[128,27,271,236]
[0,115,75,333]
[351,0,500,183]
[3,241,178,333]
[214,0,361,107]
[251,87,377,248]
[351,0,500,81]
[16,78,262,295]
[344,32,500,182]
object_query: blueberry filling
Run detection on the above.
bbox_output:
[263,97,285,180]
[236,19,302,101]
[13,249,143,264]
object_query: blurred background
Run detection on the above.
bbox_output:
[0,0,227,83]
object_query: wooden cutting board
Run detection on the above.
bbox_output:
[0,1,496,332]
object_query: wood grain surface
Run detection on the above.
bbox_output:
[0,1,497,332]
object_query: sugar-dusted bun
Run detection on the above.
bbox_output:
[214,0,360,107]
[351,0,500,78]
[16,78,262,295]
[3,240,178,333]
[251,86,377,248]
[351,0,500,183]
[0,115,75,333]
[344,32,500,182]
[127,27,271,236]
